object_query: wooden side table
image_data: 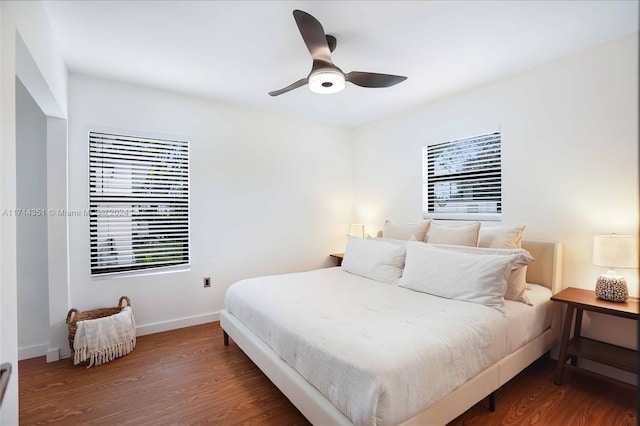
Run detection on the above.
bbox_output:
[551,287,639,388]
[330,253,344,266]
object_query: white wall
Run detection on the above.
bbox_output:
[1,1,68,423]
[16,77,50,360]
[46,116,70,363]
[353,34,639,383]
[67,74,353,338]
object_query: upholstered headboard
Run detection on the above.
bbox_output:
[521,240,563,294]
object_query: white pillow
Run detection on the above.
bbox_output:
[383,220,431,241]
[369,235,417,245]
[341,235,406,284]
[430,244,534,304]
[399,242,533,313]
[426,222,481,246]
[478,224,526,249]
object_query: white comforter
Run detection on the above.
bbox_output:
[225,267,551,426]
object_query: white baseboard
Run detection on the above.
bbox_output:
[46,347,60,363]
[136,311,220,336]
[18,343,49,361]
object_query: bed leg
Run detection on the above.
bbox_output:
[223,330,229,346]
[489,392,496,412]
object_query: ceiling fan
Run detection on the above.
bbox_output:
[269,10,407,96]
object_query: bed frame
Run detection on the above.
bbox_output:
[220,240,563,425]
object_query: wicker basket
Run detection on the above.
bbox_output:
[66,296,131,355]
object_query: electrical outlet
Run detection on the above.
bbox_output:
[204,277,211,288]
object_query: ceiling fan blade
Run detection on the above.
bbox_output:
[293,10,332,63]
[268,78,308,96]
[345,72,407,88]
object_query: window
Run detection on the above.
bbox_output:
[423,131,501,221]
[89,131,189,276]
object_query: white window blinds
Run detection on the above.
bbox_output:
[423,132,501,221]
[89,132,190,276]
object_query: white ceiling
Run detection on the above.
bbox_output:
[43,0,638,127]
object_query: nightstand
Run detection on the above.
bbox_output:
[551,287,639,388]
[330,253,344,266]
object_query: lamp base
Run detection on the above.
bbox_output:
[595,275,628,302]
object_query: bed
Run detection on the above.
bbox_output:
[220,239,563,425]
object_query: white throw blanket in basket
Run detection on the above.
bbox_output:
[73,306,136,367]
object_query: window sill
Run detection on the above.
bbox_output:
[423,212,502,222]
[91,264,191,280]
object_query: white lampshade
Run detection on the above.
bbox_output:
[308,70,345,94]
[348,223,365,238]
[592,234,638,268]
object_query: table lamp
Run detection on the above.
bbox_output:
[592,234,638,302]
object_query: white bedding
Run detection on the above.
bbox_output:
[225,267,552,426]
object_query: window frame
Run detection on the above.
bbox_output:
[88,130,191,277]
[422,131,502,222]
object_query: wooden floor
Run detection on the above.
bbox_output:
[19,322,637,426]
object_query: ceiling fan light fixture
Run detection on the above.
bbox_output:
[268,10,406,97]
[308,70,345,94]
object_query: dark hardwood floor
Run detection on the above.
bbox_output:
[19,322,637,425]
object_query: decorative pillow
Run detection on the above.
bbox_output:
[399,242,533,313]
[478,224,526,249]
[341,235,406,285]
[430,244,534,304]
[383,220,431,241]
[426,222,481,246]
